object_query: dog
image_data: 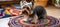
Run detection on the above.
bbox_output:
[22,6,47,24]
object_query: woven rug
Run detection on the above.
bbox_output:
[8,16,60,27]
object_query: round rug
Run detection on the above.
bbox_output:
[8,16,60,27]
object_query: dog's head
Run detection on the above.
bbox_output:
[20,0,34,9]
[22,6,33,15]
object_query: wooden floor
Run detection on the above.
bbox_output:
[45,6,60,18]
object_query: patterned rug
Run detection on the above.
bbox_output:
[8,16,60,27]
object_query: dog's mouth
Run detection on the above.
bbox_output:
[22,9,33,15]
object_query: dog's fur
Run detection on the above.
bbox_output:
[22,6,47,24]
[29,6,47,20]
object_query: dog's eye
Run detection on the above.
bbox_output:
[26,7,30,10]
